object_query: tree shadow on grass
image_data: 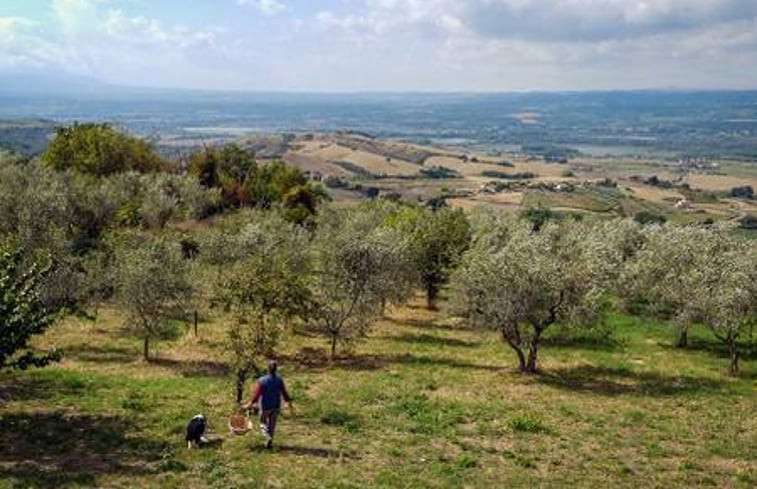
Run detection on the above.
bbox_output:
[0,411,167,488]
[62,344,231,378]
[537,365,727,397]
[660,337,757,361]
[384,317,465,332]
[280,347,500,372]
[540,335,626,352]
[389,333,478,348]
[279,348,390,371]
[64,344,136,364]
[391,353,501,371]
[150,357,231,378]
[0,375,89,403]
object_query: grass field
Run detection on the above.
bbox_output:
[1,297,756,489]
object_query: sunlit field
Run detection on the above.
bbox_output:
[1,297,755,489]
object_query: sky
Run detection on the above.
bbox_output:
[1,0,756,92]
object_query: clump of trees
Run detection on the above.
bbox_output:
[0,158,219,311]
[623,224,756,374]
[189,144,329,222]
[42,123,164,175]
[391,206,471,309]
[633,211,667,226]
[730,185,754,200]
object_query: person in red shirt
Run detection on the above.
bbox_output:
[244,360,293,449]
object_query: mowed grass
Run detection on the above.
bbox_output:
[1,298,756,488]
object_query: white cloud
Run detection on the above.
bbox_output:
[303,0,757,90]
[237,0,288,15]
[318,0,757,42]
[104,10,217,47]
[2,0,757,90]
[0,15,74,71]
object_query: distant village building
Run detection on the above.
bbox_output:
[676,157,715,170]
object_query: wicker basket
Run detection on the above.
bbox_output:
[228,414,253,435]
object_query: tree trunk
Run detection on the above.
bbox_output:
[426,284,438,310]
[330,336,338,361]
[193,310,198,337]
[524,329,542,374]
[728,340,740,376]
[235,367,249,403]
[675,325,688,348]
[143,336,150,362]
[502,328,527,372]
[525,345,538,373]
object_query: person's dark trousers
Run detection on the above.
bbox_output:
[260,409,279,445]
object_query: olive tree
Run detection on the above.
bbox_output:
[451,219,618,373]
[696,248,756,375]
[308,206,413,359]
[138,173,222,228]
[0,244,61,370]
[625,224,756,373]
[115,238,192,361]
[0,162,86,309]
[393,206,471,309]
[623,224,723,348]
[215,215,310,401]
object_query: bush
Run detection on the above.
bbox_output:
[634,211,667,226]
[419,166,461,179]
[738,214,757,230]
[731,185,754,199]
[482,171,536,180]
[520,206,554,231]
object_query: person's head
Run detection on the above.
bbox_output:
[267,359,278,376]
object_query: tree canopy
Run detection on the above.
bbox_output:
[452,219,619,373]
[115,237,193,361]
[307,205,413,358]
[0,244,61,370]
[42,123,164,176]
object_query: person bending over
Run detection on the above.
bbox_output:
[244,360,293,449]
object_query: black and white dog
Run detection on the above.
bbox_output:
[185,414,208,449]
